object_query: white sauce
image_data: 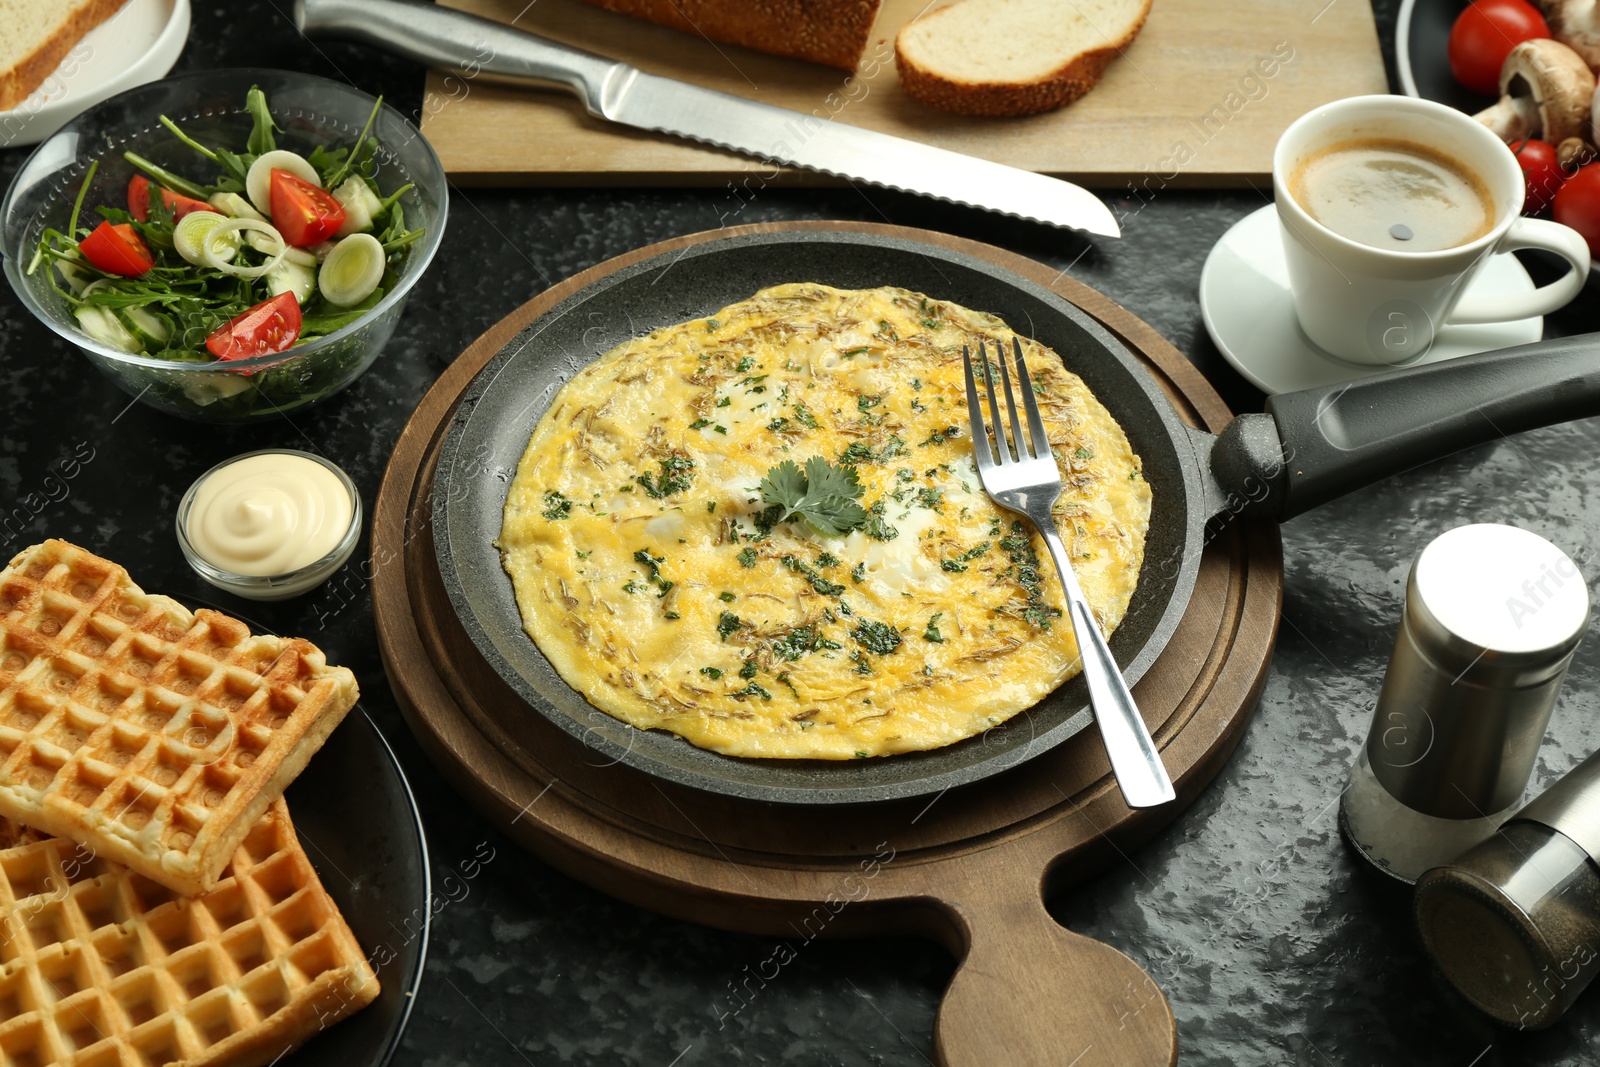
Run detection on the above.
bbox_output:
[185,453,353,576]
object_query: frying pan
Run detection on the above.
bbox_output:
[432,229,1599,804]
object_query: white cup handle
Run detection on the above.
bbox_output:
[1447,217,1591,325]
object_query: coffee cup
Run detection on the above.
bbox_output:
[1273,94,1590,365]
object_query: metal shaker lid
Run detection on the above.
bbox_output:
[1516,749,1600,868]
[1410,524,1589,688]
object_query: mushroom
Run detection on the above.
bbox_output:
[1473,38,1596,145]
[1535,0,1600,69]
[1558,135,1595,167]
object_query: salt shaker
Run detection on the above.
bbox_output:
[1339,524,1589,884]
[1415,748,1600,1028]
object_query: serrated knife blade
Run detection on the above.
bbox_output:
[294,0,1120,236]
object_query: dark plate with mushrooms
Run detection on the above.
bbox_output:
[1398,0,1599,279]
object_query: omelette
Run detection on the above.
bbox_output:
[496,283,1151,759]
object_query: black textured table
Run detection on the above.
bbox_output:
[3,3,1599,1065]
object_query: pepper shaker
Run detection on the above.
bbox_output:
[1416,748,1600,1028]
[1339,524,1589,884]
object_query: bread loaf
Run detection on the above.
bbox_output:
[0,0,127,111]
[895,0,1152,116]
[578,0,883,71]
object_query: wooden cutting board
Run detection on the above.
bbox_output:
[419,0,1387,187]
[371,221,1286,1066]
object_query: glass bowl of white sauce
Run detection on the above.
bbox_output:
[176,448,360,600]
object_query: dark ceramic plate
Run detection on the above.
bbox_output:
[1396,0,1493,110]
[430,230,1202,806]
[190,597,430,1066]
[1396,0,1599,282]
[280,708,429,1066]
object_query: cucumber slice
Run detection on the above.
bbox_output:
[183,372,253,407]
[116,306,172,348]
[207,192,267,222]
[265,257,317,305]
[332,176,384,236]
[74,306,142,353]
[245,230,315,268]
[55,253,90,295]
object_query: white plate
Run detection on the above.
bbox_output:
[0,0,190,149]
[1199,204,1544,395]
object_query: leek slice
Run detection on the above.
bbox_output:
[245,149,321,215]
[318,233,385,307]
[199,217,286,278]
[174,211,240,266]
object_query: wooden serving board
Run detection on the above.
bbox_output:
[419,0,1387,187]
[372,221,1284,1065]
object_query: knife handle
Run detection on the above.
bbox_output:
[293,0,623,114]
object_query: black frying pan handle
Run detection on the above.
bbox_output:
[1217,332,1600,522]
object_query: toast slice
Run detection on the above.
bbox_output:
[0,0,127,111]
[895,0,1153,116]
[578,0,883,71]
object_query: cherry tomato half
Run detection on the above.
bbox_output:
[205,291,303,360]
[1511,138,1565,214]
[126,174,211,223]
[267,169,345,247]
[1553,162,1600,258]
[1449,0,1550,97]
[78,220,154,276]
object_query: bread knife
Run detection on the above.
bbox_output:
[292,0,1120,236]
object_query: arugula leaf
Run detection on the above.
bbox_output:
[245,86,280,156]
[758,457,868,537]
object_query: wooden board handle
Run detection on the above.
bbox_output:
[932,877,1176,1067]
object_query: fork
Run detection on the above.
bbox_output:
[963,338,1175,808]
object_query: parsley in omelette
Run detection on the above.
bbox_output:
[497,284,1150,759]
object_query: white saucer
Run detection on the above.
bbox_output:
[1199,204,1543,395]
[0,0,190,149]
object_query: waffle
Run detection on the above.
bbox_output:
[0,541,359,897]
[0,800,379,1066]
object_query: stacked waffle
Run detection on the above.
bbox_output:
[0,540,376,1066]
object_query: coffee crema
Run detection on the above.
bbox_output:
[1289,137,1496,252]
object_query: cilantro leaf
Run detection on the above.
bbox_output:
[757,457,868,536]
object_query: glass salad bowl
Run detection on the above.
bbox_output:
[0,68,447,422]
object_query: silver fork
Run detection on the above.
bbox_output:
[963,338,1175,808]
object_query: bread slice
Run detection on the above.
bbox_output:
[895,0,1152,116]
[578,0,883,71]
[0,0,127,111]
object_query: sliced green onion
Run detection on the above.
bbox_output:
[174,211,240,266]
[200,217,286,278]
[318,233,385,307]
[208,192,266,222]
[245,149,320,214]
